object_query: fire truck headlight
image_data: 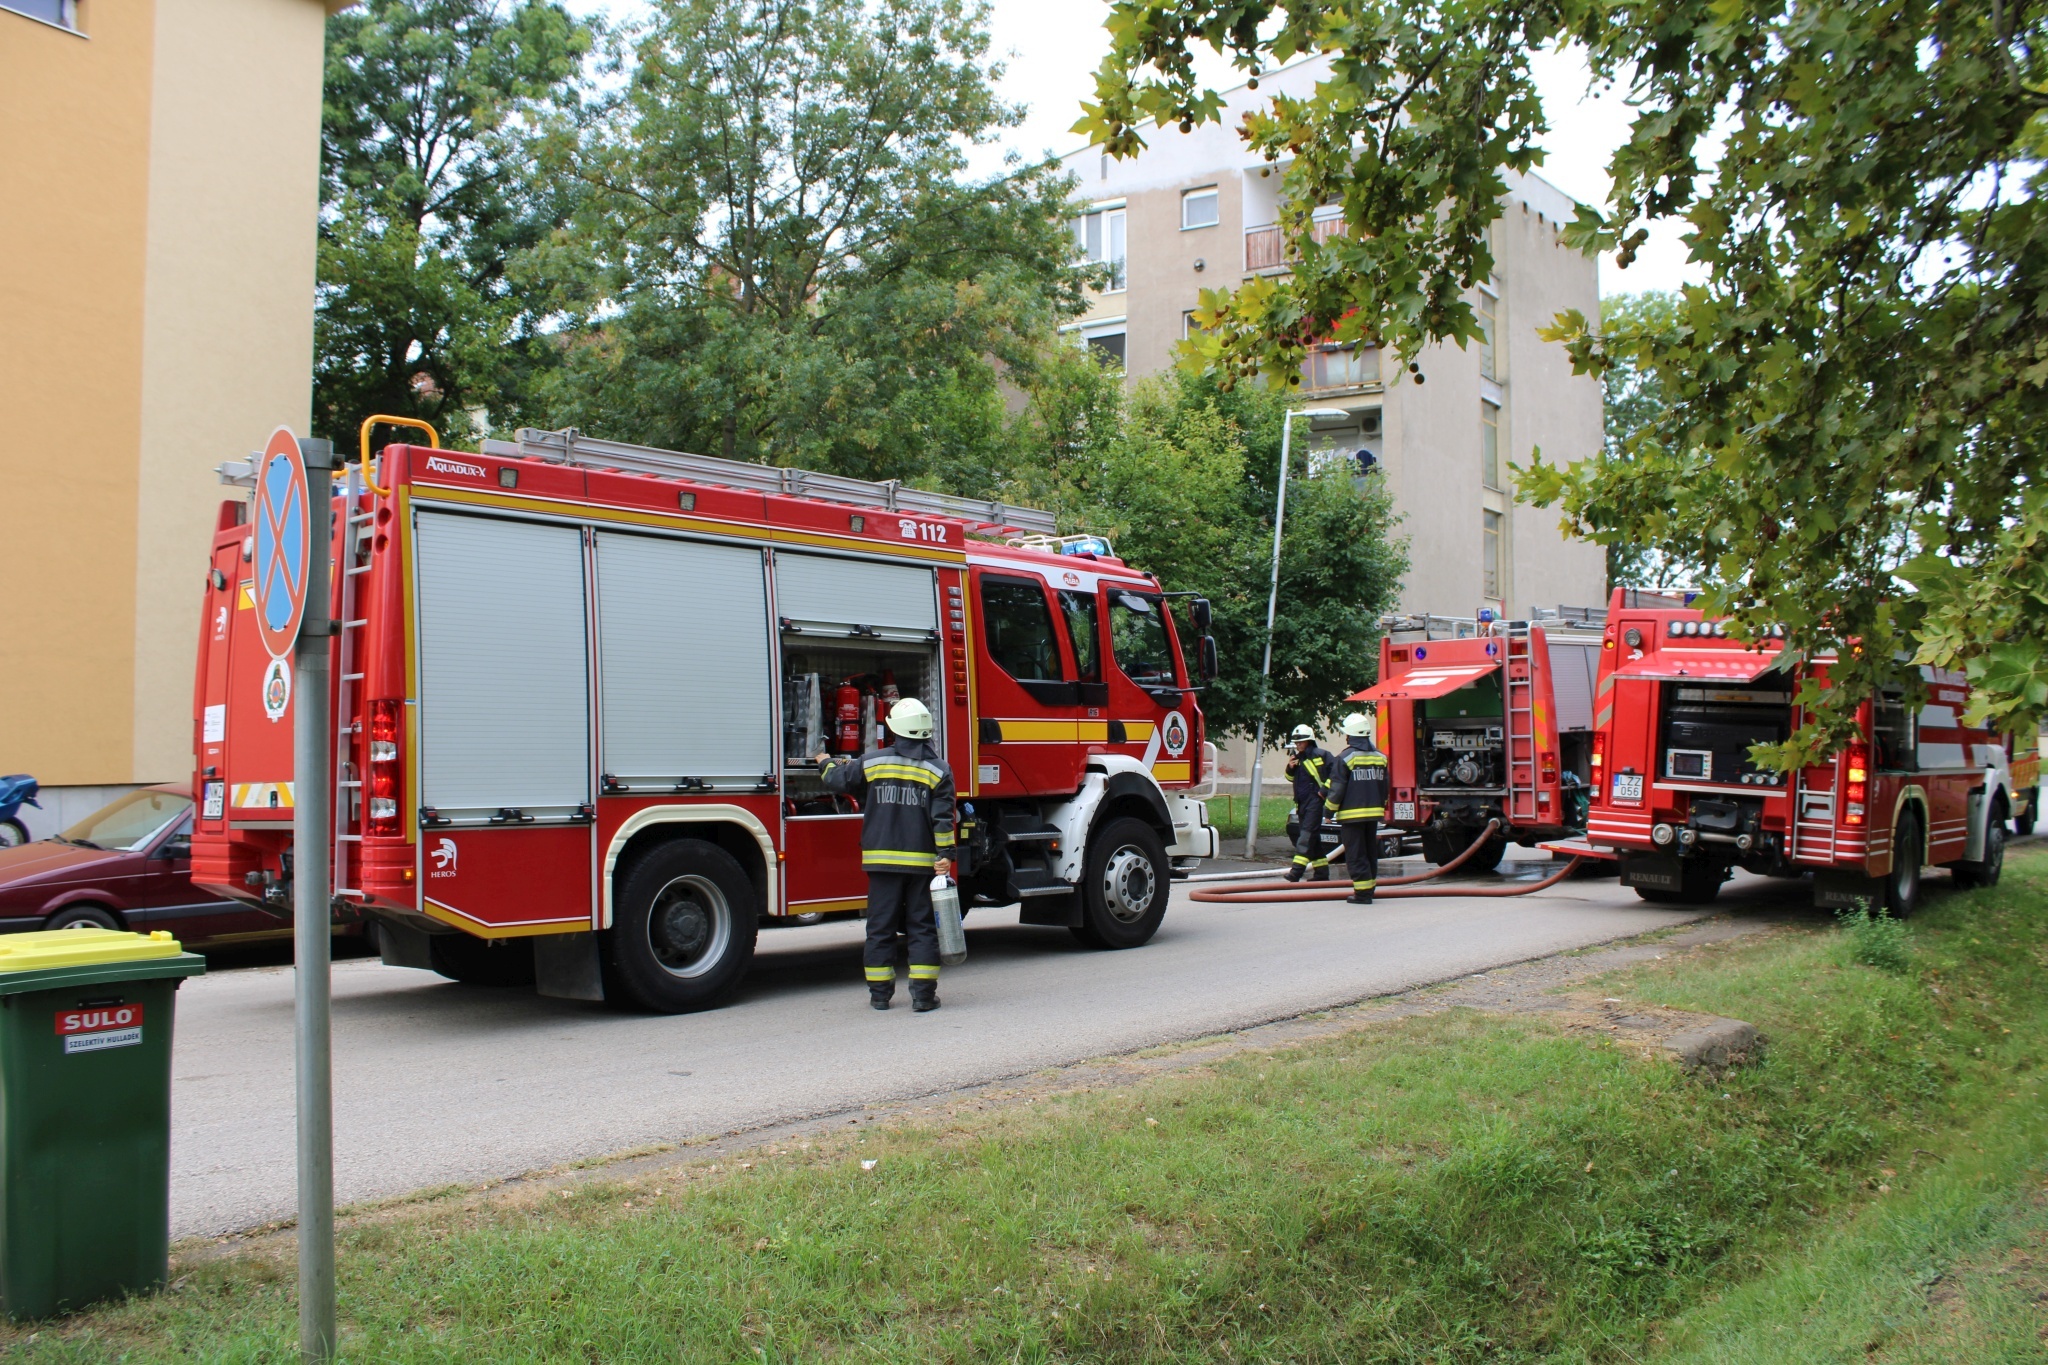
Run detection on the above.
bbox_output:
[1652,823,1676,847]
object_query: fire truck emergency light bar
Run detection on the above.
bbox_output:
[487,427,1060,537]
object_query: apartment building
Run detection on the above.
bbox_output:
[1059,58,1607,626]
[1,0,334,831]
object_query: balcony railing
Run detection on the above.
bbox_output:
[1244,217,1349,271]
[1301,344,1381,392]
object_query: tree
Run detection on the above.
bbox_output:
[1018,355,1408,738]
[316,0,590,448]
[525,0,1090,492]
[1077,0,2048,757]
[1597,291,1689,592]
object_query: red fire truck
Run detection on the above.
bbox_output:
[1349,609,1605,869]
[191,426,1220,1011]
[1580,589,2015,911]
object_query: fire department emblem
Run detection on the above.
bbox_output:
[261,657,292,722]
[1161,711,1189,757]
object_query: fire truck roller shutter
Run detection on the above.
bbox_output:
[775,551,938,640]
[596,533,772,785]
[1548,641,1599,732]
[416,512,591,817]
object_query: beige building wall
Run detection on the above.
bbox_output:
[0,0,328,801]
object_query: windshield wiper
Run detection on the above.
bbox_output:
[64,838,106,850]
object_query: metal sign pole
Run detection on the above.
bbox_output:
[292,437,336,1362]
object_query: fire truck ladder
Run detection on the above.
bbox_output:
[1502,621,1540,823]
[333,464,369,901]
[495,428,1060,535]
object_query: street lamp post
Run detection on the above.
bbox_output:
[1244,408,1351,860]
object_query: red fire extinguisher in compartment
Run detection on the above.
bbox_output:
[834,678,864,754]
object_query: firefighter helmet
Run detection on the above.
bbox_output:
[888,697,935,741]
[1289,724,1316,744]
[1340,711,1373,738]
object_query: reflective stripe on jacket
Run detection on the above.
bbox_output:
[1326,738,1389,822]
[1287,746,1334,804]
[821,739,957,871]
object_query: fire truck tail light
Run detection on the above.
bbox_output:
[369,700,403,837]
[1844,741,1868,825]
[1591,733,1606,773]
[1540,752,1557,782]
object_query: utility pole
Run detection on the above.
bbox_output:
[293,437,336,1363]
[1243,409,1349,860]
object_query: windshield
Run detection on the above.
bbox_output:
[1109,591,1180,688]
[61,790,192,851]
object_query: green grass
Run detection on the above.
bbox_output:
[1202,793,1296,843]
[11,853,2047,1362]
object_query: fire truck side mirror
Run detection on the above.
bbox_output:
[1190,597,1213,631]
[1199,635,1220,680]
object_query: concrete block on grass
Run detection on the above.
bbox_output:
[1662,1017,1761,1075]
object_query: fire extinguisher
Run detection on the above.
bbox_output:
[877,669,900,743]
[834,678,864,754]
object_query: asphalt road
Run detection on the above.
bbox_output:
[166,862,1798,1239]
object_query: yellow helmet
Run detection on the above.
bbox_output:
[888,697,935,741]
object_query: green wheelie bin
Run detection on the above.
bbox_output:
[0,927,205,1320]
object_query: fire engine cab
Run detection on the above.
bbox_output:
[1582,589,2013,912]
[191,427,1219,1011]
[1352,608,1606,868]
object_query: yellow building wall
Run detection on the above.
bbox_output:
[133,0,326,782]
[0,0,327,788]
[0,0,158,784]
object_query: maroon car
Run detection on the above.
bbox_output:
[0,784,284,946]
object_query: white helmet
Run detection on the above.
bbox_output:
[1289,724,1316,744]
[888,697,935,741]
[1340,711,1373,738]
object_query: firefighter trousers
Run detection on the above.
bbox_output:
[1338,821,1379,902]
[1291,796,1330,872]
[864,872,940,985]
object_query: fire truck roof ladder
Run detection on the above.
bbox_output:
[1503,620,1540,823]
[333,462,369,901]
[493,428,1059,537]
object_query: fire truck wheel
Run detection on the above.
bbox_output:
[604,839,759,1013]
[1884,810,1924,917]
[1072,817,1170,950]
[429,934,536,988]
[1952,804,2005,890]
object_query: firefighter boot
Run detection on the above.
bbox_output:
[1309,861,1331,882]
[866,967,895,1010]
[1284,860,1307,882]
[910,980,940,1013]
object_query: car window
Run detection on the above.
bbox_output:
[1058,590,1102,683]
[1109,591,1178,687]
[981,577,1065,682]
[61,790,193,851]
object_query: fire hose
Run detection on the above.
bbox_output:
[1188,818,1584,902]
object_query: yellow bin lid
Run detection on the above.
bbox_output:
[0,927,185,973]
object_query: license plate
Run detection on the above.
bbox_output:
[1612,773,1644,803]
[1392,801,1416,823]
[203,781,224,819]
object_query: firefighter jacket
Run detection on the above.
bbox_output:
[821,739,957,872]
[1325,737,1389,823]
[1286,745,1335,805]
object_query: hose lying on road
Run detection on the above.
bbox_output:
[1190,854,1584,902]
[1183,817,1507,886]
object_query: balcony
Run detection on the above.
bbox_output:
[1244,217,1350,272]
[1300,343,1381,392]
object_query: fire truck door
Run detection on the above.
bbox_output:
[413,511,594,935]
[1914,671,1975,862]
[974,572,1085,793]
[1105,588,1195,783]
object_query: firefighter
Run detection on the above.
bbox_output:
[1282,723,1335,881]
[819,697,957,1012]
[1324,711,1390,904]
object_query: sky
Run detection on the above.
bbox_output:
[565,0,1705,298]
